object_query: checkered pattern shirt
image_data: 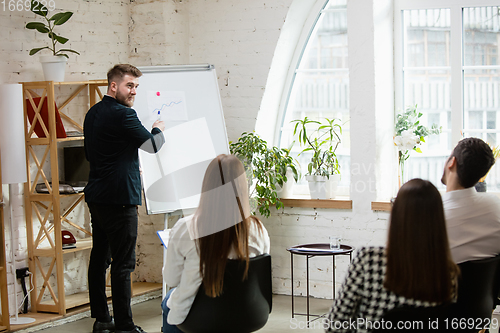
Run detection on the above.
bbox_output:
[325,247,434,333]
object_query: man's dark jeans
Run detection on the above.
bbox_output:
[87,203,138,331]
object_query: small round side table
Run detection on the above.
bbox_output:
[286,243,354,323]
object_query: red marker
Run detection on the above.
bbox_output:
[156,92,160,96]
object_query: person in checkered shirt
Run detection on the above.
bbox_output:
[325,179,458,333]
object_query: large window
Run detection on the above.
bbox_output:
[278,0,350,195]
[395,1,500,190]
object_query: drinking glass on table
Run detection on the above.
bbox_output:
[329,236,341,250]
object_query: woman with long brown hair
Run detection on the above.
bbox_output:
[161,154,270,333]
[326,178,458,332]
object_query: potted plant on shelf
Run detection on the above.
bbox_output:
[292,117,342,199]
[229,132,299,218]
[25,0,80,82]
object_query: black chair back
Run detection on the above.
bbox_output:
[447,253,500,332]
[177,254,272,333]
[373,254,500,333]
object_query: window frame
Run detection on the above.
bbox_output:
[273,0,351,196]
[394,0,500,148]
[273,0,331,146]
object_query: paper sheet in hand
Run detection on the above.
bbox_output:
[157,229,171,249]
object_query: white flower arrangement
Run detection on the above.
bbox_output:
[394,129,420,153]
[394,105,441,185]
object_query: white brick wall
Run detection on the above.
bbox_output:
[133,203,166,284]
[129,0,190,66]
[264,207,390,298]
[188,0,293,142]
[2,0,395,316]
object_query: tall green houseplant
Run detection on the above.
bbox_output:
[230,132,298,218]
[292,117,342,177]
[25,1,80,57]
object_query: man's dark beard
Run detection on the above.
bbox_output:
[115,90,133,107]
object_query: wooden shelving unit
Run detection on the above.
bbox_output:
[0,152,10,331]
[22,80,107,315]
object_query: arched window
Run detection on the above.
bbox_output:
[277,0,350,196]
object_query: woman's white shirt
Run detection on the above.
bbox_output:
[164,214,270,325]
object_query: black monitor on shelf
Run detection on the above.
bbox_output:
[63,146,89,191]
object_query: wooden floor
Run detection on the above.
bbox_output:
[5,295,336,333]
[5,282,161,333]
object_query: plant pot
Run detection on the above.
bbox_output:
[276,168,295,198]
[40,55,67,82]
[306,175,329,199]
[327,174,341,199]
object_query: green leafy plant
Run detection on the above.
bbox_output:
[291,117,342,177]
[229,132,299,218]
[25,1,80,57]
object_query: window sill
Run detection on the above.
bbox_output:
[371,201,391,211]
[280,196,352,209]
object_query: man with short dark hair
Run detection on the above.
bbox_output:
[441,137,500,264]
[85,64,165,333]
